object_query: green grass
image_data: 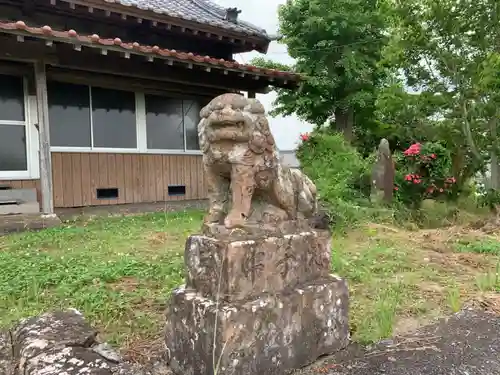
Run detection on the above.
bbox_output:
[454,238,500,255]
[0,210,203,348]
[331,224,500,343]
[0,210,498,357]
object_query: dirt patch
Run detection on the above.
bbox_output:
[418,281,445,294]
[422,251,492,274]
[469,216,500,234]
[468,293,500,315]
[121,334,166,364]
[392,316,424,336]
[108,277,140,293]
[391,225,499,273]
[147,232,173,246]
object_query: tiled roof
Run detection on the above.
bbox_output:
[0,21,301,83]
[102,0,269,38]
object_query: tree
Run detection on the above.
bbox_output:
[252,0,389,141]
[388,0,500,186]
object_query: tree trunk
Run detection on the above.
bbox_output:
[335,107,354,141]
[451,150,464,184]
[490,153,500,190]
[489,117,500,190]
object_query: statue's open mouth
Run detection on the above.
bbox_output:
[208,120,250,142]
[210,120,245,128]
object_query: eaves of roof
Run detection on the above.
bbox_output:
[0,21,302,85]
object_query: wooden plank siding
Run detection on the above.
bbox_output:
[0,152,208,208]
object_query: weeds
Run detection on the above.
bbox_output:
[475,261,500,292]
[454,239,500,255]
[332,221,499,343]
[446,287,462,313]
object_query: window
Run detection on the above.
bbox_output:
[145,94,201,151]
[91,87,136,149]
[0,125,27,171]
[183,100,201,151]
[0,74,28,175]
[48,81,203,154]
[146,96,184,150]
[48,81,91,147]
[48,82,137,150]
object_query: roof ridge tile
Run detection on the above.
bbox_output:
[102,0,269,39]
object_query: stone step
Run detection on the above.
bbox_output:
[0,202,40,215]
[184,229,332,302]
[165,274,349,375]
[0,188,37,204]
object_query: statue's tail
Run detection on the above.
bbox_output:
[291,169,318,217]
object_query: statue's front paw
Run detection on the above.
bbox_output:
[224,211,247,229]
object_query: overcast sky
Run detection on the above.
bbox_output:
[214,0,314,151]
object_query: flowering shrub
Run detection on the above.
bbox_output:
[299,132,310,142]
[394,141,456,208]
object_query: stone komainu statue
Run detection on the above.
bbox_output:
[198,93,318,229]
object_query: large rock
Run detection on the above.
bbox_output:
[1,309,159,375]
[165,224,350,375]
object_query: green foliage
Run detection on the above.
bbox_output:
[296,131,371,227]
[251,0,388,134]
[477,188,500,212]
[386,0,500,185]
[373,83,447,151]
[252,0,500,192]
[394,142,457,208]
[250,57,292,73]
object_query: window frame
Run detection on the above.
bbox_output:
[0,77,38,180]
[49,82,203,156]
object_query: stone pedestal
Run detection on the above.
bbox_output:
[165,223,349,375]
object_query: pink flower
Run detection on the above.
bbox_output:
[404,143,421,156]
[299,133,310,142]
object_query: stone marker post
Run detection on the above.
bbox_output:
[371,138,395,203]
[165,94,349,375]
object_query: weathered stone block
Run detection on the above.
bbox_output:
[165,275,349,375]
[185,230,331,301]
[7,309,158,375]
[0,331,13,375]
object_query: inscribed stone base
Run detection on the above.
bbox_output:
[165,275,349,375]
[185,228,331,302]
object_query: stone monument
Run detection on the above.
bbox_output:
[165,93,349,375]
[371,138,395,203]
